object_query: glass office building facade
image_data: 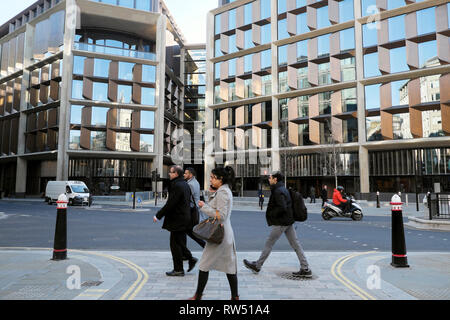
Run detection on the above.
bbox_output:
[207,0,450,196]
[0,0,187,196]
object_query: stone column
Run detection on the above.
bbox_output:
[57,0,78,181]
[154,14,167,193]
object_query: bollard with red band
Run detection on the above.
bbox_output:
[390,194,409,268]
[52,194,68,260]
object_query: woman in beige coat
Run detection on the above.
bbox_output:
[189,166,238,300]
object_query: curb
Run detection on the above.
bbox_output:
[406,216,450,231]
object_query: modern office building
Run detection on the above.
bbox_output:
[205,0,450,197]
[0,0,195,196]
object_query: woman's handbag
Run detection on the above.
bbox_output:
[192,211,224,244]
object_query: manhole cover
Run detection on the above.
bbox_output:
[277,272,318,281]
[81,281,103,287]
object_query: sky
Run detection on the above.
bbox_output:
[0,0,217,43]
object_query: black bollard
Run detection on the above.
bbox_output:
[52,194,68,261]
[376,191,380,208]
[390,194,409,268]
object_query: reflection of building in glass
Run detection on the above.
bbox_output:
[207,0,450,196]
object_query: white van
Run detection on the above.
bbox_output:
[45,181,90,206]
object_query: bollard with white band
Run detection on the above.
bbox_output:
[52,194,68,260]
[390,194,409,268]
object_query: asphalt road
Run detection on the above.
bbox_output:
[0,201,449,252]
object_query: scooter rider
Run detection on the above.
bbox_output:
[333,186,350,213]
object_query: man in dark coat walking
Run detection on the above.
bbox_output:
[154,165,197,276]
[321,185,328,207]
[243,171,312,278]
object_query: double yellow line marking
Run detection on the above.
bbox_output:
[331,251,377,300]
[71,250,149,300]
[0,247,148,300]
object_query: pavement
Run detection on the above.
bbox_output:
[0,248,449,301]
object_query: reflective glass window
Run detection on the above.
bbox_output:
[417,7,436,35]
[117,85,132,103]
[92,82,108,101]
[362,22,378,47]
[94,59,110,78]
[229,9,236,30]
[141,87,155,105]
[297,40,307,61]
[215,14,221,35]
[364,52,380,78]
[140,134,154,152]
[90,131,107,150]
[278,19,289,40]
[215,63,221,80]
[422,110,443,138]
[229,34,237,53]
[278,45,288,66]
[91,107,108,126]
[244,3,252,25]
[388,15,405,42]
[142,65,156,83]
[297,13,308,35]
[141,110,155,129]
[215,39,222,57]
[116,132,131,151]
[393,113,412,140]
[69,130,81,149]
[317,6,331,29]
[390,46,408,73]
[366,116,382,141]
[244,29,254,49]
[118,0,134,8]
[117,109,132,127]
[261,24,271,44]
[391,79,409,105]
[339,0,354,23]
[278,0,287,14]
[261,0,271,20]
[361,0,377,17]
[418,40,437,68]
[388,0,404,10]
[229,58,236,77]
[73,56,85,75]
[340,28,355,51]
[365,84,380,109]
[136,0,151,11]
[70,105,83,124]
[317,34,330,56]
[118,62,134,81]
[72,80,83,99]
[261,50,271,69]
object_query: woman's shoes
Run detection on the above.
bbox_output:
[188,293,202,300]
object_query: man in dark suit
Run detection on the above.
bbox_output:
[153,165,197,276]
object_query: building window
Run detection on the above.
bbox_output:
[339,0,354,23]
[317,6,331,29]
[141,110,155,129]
[390,46,408,74]
[388,15,405,42]
[92,82,109,101]
[73,56,86,75]
[93,59,111,78]
[140,134,154,152]
[418,40,438,68]
[91,131,107,150]
[117,85,132,103]
[362,22,378,48]
[91,107,108,126]
[70,105,83,124]
[296,13,308,35]
[72,80,84,100]
[142,65,156,83]
[365,84,381,109]
[141,87,155,105]
[364,52,380,78]
[69,130,81,149]
[118,62,134,81]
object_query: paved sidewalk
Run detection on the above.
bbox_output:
[0,248,449,300]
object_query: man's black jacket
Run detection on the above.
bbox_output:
[156,176,191,232]
[266,182,295,226]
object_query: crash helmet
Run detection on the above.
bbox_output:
[337,186,344,192]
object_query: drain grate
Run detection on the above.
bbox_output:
[81,281,103,287]
[277,272,318,281]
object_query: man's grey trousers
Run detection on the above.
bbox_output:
[256,225,309,270]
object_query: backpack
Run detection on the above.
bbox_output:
[289,189,308,222]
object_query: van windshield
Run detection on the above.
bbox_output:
[71,185,89,193]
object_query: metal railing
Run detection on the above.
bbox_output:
[427,193,450,220]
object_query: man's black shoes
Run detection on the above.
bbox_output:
[166,270,185,277]
[292,268,313,278]
[243,259,260,273]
